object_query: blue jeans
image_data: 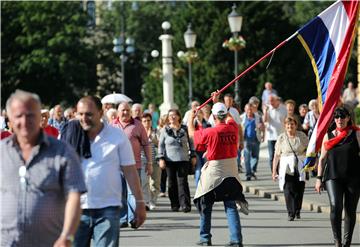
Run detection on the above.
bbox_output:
[267,140,276,171]
[74,206,121,247]
[200,200,242,244]
[237,149,242,171]
[244,140,260,178]
[119,175,136,225]
[195,151,206,187]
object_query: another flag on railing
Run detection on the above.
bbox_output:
[297,0,359,171]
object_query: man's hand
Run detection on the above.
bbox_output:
[211,90,220,103]
[133,201,146,228]
[190,156,197,166]
[188,109,196,121]
[159,159,166,170]
[238,143,244,151]
[53,236,71,247]
[271,172,278,181]
[146,163,153,176]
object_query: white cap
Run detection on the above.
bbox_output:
[41,109,49,114]
[211,102,228,116]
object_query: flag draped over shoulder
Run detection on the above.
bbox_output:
[297,0,359,171]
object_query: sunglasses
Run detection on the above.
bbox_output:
[334,113,347,119]
[19,166,27,189]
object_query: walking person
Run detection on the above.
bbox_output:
[193,108,211,186]
[158,109,196,213]
[188,97,248,247]
[158,114,169,197]
[1,90,86,247]
[242,103,263,181]
[272,116,309,221]
[141,112,160,210]
[315,107,360,247]
[113,102,152,227]
[263,95,287,171]
[66,96,146,247]
[48,104,67,131]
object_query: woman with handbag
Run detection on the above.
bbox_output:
[315,107,360,247]
[272,116,309,221]
[158,109,196,213]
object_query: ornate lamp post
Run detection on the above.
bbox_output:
[113,36,135,94]
[227,3,244,107]
[178,23,198,107]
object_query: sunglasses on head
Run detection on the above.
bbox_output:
[334,113,347,119]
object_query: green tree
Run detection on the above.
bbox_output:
[1,1,98,106]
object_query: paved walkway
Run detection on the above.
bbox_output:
[240,142,360,221]
[120,144,360,246]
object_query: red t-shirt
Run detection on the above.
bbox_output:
[194,119,238,160]
[43,125,59,138]
[0,130,12,140]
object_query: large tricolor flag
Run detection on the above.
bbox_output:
[297,0,359,170]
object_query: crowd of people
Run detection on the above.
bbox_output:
[0,80,359,247]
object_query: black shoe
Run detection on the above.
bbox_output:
[171,207,179,212]
[225,242,243,247]
[120,222,128,228]
[288,215,295,221]
[236,200,249,215]
[296,212,301,219]
[182,207,191,213]
[196,240,212,246]
[130,220,138,229]
[246,177,251,181]
[251,173,257,180]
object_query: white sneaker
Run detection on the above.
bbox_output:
[149,202,156,210]
[236,200,249,215]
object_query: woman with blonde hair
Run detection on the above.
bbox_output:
[272,116,309,221]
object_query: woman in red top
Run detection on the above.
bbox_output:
[41,110,59,138]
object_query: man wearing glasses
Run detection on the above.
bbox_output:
[0,90,87,247]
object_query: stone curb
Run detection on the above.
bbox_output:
[242,182,360,223]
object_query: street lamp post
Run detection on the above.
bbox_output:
[182,23,197,107]
[113,36,135,94]
[228,3,243,107]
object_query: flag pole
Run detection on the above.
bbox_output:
[197,32,298,112]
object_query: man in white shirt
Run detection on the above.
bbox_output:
[182,100,200,125]
[261,82,278,111]
[263,95,287,172]
[73,96,146,247]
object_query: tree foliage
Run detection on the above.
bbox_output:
[105,1,356,113]
[2,1,357,113]
[1,1,97,107]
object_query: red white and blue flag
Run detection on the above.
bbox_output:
[297,0,359,170]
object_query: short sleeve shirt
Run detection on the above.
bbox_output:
[0,133,86,247]
[194,119,238,160]
[80,124,135,209]
[266,104,287,141]
[274,131,309,156]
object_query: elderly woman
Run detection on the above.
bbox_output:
[141,113,160,210]
[302,99,320,139]
[315,107,360,247]
[272,116,309,221]
[158,109,196,212]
